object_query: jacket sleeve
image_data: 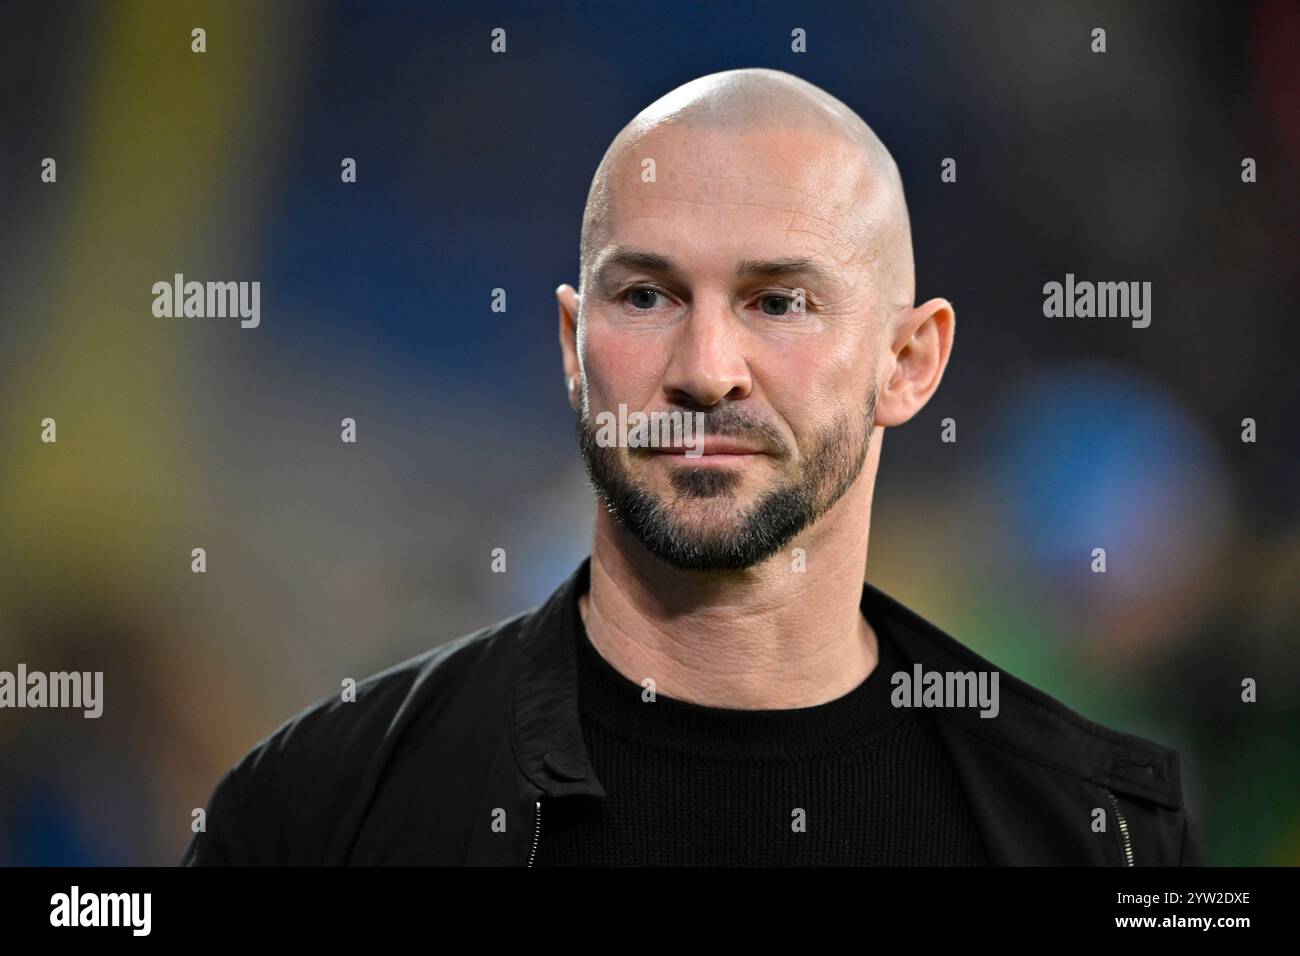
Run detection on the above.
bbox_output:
[1178,808,1207,866]
[179,766,251,866]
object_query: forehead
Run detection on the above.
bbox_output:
[600,124,873,270]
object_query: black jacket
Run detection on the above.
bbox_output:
[181,558,1205,866]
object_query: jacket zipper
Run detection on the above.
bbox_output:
[1104,788,1134,866]
[527,798,541,867]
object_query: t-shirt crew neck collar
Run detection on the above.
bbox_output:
[570,587,909,761]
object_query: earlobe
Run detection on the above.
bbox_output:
[871,364,907,429]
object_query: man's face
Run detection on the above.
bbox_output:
[574,124,886,572]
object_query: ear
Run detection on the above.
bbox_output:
[872,297,955,428]
[557,284,582,410]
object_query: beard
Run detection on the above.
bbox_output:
[576,385,877,572]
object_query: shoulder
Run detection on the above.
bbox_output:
[181,610,528,865]
[863,579,1204,864]
[240,615,522,775]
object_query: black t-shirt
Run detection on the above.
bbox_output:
[533,594,991,866]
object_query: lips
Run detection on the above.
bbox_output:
[652,440,764,456]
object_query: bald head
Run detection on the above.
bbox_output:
[579,68,914,310]
[560,70,956,577]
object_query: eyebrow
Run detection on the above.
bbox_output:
[735,256,836,285]
[591,247,837,291]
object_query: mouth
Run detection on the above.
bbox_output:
[650,439,767,464]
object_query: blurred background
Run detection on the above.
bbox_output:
[0,0,1296,865]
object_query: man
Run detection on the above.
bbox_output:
[182,68,1203,866]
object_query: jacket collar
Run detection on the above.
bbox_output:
[511,557,1182,812]
[512,558,606,799]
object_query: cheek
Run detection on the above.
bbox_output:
[583,324,666,407]
[759,340,871,430]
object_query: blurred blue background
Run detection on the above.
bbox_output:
[1,0,1297,864]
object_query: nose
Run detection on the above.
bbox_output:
[660,296,753,407]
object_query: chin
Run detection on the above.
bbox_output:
[660,497,750,526]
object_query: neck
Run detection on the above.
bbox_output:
[579,459,880,710]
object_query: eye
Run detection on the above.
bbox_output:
[756,292,803,317]
[620,285,669,311]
